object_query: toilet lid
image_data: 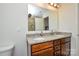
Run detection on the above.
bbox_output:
[0,40,14,52]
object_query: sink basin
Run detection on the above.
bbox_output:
[52,35,65,37]
[33,37,44,40]
[33,35,65,41]
[44,34,65,39]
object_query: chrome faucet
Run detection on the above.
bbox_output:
[40,31,43,36]
[50,30,54,35]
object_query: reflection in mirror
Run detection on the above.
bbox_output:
[28,3,58,31]
[28,14,35,31]
[44,16,49,30]
[35,17,44,31]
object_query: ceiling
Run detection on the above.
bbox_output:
[30,3,57,11]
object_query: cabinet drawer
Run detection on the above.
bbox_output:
[61,46,70,52]
[32,41,53,53]
[65,42,70,48]
[54,50,61,56]
[61,42,70,56]
[61,49,70,56]
[53,39,60,45]
[61,37,71,44]
[54,45,60,51]
[61,42,70,49]
[32,47,53,56]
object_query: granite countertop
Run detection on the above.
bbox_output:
[27,32,72,45]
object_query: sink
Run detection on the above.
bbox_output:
[33,35,65,41]
[44,34,66,39]
[53,35,65,37]
[33,37,45,40]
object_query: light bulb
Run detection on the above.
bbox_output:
[57,5,60,8]
[50,3,54,5]
[53,3,57,7]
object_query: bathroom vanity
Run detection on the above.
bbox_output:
[27,32,71,56]
[31,37,70,56]
[27,4,72,56]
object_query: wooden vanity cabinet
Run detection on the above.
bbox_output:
[31,37,71,56]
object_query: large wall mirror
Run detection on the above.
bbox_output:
[28,3,58,31]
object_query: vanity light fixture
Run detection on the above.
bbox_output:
[48,3,60,8]
[28,13,32,18]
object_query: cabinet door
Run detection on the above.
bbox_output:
[32,47,53,56]
[61,42,70,56]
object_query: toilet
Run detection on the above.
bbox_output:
[0,41,14,56]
